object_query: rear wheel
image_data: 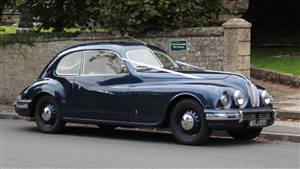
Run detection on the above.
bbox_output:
[170,99,211,145]
[34,95,65,133]
[227,128,262,140]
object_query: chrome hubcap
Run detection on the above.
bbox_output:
[41,104,54,121]
[181,113,195,130]
[180,110,200,132]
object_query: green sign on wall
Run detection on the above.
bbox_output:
[170,40,187,52]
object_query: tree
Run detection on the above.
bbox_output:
[16,0,34,33]
[26,0,91,32]
[91,0,227,34]
[26,0,227,33]
[0,0,16,23]
[0,0,7,21]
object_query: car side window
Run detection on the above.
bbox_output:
[82,50,126,75]
[56,51,82,76]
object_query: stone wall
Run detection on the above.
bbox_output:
[224,0,249,12]
[251,66,300,87]
[0,18,251,103]
[223,18,251,76]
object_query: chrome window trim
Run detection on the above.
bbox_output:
[80,73,129,77]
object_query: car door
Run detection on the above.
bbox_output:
[54,51,83,115]
[71,50,130,122]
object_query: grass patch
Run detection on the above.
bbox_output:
[0,25,111,46]
[0,25,18,35]
[251,48,300,76]
[0,25,109,35]
[0,32,81,46]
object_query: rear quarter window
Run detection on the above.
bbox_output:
[56,51,82,76]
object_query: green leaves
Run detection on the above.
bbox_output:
[18,0,227,34]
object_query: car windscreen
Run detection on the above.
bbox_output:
[126,48,180,71]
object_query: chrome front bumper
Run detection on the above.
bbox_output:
[14,97,32,117]
[205,108,277,123]
[14,99,32,109]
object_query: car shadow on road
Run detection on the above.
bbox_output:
[19,124,269,147]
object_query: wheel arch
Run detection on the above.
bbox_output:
[160,93,205,128]
[30,92,57,117]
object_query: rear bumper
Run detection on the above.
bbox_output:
[14,99,32,117]
[205,107,276,129]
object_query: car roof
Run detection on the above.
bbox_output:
[61,41,148,52]
[58,41,168,57]
[72,41,145,48]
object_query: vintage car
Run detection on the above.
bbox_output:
[15,42,276,145]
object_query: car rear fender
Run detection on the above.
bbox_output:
[20,79,66,115]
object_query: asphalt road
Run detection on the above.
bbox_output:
[1,119,299,168]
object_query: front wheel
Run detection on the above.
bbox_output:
[34,95,65,133]
[170,99,211,145]
[227,128,262,140]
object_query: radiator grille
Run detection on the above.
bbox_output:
[247,81,260,107]
[243,112,270,121]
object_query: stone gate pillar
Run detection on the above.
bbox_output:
[223,18,251,77]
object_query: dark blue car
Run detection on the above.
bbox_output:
[15,42,276,145]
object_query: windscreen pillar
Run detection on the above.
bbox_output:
[223,18,251,78]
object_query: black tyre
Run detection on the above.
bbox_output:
[227,128,262,140]
[96,124,116,131]
[170,99,211,145]
[34,95,65,133]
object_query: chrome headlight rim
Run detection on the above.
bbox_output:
[261,90,273,105]
[220,95,229,106]
[233,90,244,106]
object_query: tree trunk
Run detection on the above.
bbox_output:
[0,0,8,22]
[17,3,33,33]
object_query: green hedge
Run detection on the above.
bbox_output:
[0,32,81,46]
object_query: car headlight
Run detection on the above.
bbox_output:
[220,95,229,106]
[261,90,273,105]
[234,90,244,106]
